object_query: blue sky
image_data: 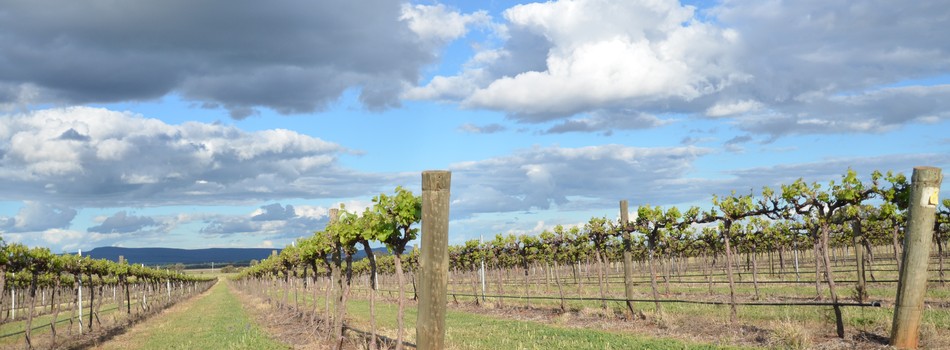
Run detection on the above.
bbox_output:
[1,0,948,252]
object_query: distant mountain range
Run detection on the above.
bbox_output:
[75,245,395,267]
[78,247,280,267]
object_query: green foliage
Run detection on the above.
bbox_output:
[373,186,422,255]
[332,207,363,256]
[0,243,210,291]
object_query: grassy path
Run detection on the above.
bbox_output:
[255,289,756,350]
[343,298,755,350]
[95,279,288,350]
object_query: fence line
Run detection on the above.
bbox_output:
[369,288,884,308]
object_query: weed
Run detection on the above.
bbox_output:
[549,311,568,325]
[769,320,811,350]
[578,307,609,318]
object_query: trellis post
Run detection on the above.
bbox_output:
[620,200,637,318]
[417,170,451,350]
[891,166,942,349]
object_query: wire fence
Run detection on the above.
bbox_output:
[371,288,885,308]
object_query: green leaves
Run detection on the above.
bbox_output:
[0,243,208,288]
[237,167,946,292]
[373,186,422,254]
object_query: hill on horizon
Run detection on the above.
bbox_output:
[75,246,281,266]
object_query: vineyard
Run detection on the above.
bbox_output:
[230,168,950,349]
[0,246,215,349]
[0,168,946,349]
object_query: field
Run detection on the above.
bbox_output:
[2,173,948,349]
[0,244,947,349]
[233,245,950,349]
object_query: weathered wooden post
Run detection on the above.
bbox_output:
[77,249,83,335]
[417,170,451,350]
[11,272,14,320]
[891,166,942,349]
[327,208,340,342]
[620,200,637,318]
[852,221,867,303]
[480,234,486,302]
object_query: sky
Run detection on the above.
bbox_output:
[1,0,948,253]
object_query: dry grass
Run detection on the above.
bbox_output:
[769,320,812,350]
[578,306,610,318]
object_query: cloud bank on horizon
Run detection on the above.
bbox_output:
[0,0,948,251]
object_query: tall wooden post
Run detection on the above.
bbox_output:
[328,208,341,343]
[417,170,451,350]
[620,200,637,317]
[480,234,486,302]
[10,272,14,320]
[852,221,867,303]
[891,166,942,349]
[77,249,83,335]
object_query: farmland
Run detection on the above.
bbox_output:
[1,168,948,349]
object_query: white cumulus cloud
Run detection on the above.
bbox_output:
[0,107,407,207]
[401,4,491,45]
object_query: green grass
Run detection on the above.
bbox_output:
[438,311,747,350]
[437,261,950,329]
[99,279,287,350]
[253,249,949,348]
[0,299,129,346]
[184,269,238,279]
[266,287,755,350]
[338,262,948,347]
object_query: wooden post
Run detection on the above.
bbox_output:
[327,208,340,342]
[620,200,637,318]
[77,249,83,335]
[10,272,14,320]
[417,170,451,350]
[891,166,942,349]
[852,221,867,303]
[480,235,486,302]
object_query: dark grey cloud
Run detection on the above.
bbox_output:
[680,136,715,146]
[717,153,950,197]
[0,201,77,233]
[87,211,158,233]
[445,144,950,220]
[712,1,950,103]
[723,134,752,153]
[483,26,552,79]
[0,107,411,207]
[411,0,950,136]
[200,204,326,238]
[702,1,950,136]
[544,111,672,135]
[251,203,297,221]
[0,0,435,117]
[458,123,507,134]
[58,128,91,141]
[448,144,712,216]
[200,217,258,235]
[733,85,950,136]
[724,135,752,145]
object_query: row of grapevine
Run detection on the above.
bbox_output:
[441,169,949,338]
[236,169,949,347]
[237,186,423,350]
[0,244,215,349]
